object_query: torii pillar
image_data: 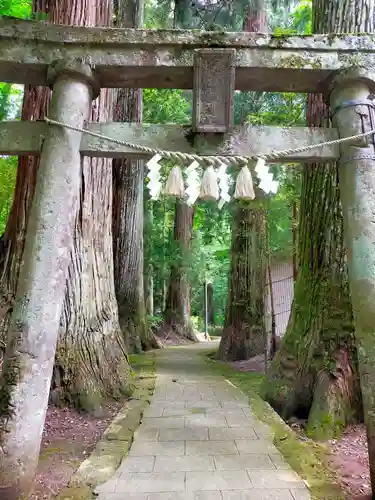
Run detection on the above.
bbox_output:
[328,68,375,490]
[0,60,99,499]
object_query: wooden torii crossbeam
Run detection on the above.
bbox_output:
[1,17,375,497]
[0,17,373,92]
[0,121,340,162]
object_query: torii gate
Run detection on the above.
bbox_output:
[1,16,375,491]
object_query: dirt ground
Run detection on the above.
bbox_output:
[29,401,124,499]
[328,425,371,499]
[229,355,371,500]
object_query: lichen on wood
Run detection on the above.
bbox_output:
[330,70,375,488]
[2,17,375,92]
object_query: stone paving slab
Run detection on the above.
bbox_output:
[96,344,311,500]
[186,470,252,490]
[208,426,257,440]
[101,491,299,500]
[214,453,275,470]
[158,427,209,441]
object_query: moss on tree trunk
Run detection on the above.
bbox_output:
[261,0,371,440]
[111,0,157,354]
[207,282,215,326]
[218,205,266,361]
[0,0,133,413]
[164,200,197,341]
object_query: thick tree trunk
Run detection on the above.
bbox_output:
[218,206,266,361]
[218,1,268,362]
[144,194,154,317]
[207,282,215,326]
[243,0,267,32]
[162,2,197,341]
[292,197,298,281]
[261,0,368,440]
[144,270,154,317]
[0,67,92,500]
[266,219,277,361]
[164,200,198,341]
[0,0,133,414]
[112,0,157,353]
[174,0,194,28]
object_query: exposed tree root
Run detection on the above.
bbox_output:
[156,323,198,345]
[262,339,360,441]
[218,325,264,362]
[51,329,133,412]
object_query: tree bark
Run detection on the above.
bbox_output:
[162,0,197,341]
[218,205,266,360]
[266,216,277,361]
[261,0,368,440]
[243,0,268,32]
[0,68,92,500]
[218,0,268,362]
[207,282,215,326]
[292,196,298,281]
[144,193,154,317]
[164,200,198,341]
[112,0,157,353]
[0,0,133,414]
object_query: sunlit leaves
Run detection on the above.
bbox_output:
[0,0,31,17]
[143,89,190,124]
[0,157,17,234]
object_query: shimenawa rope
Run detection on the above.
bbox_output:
[44,116,375,167]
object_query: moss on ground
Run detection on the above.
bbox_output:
[202,348,347,500]
[56,485,94,500]
[130,352,156,376]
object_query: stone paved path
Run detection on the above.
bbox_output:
[96,343,311,500]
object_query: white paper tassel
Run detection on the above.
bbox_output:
[146,154,163,200]
[200,166,219,201]
[255,157,267,177]
[259,175,279,194]
[234,165,255,200]
[185,160,200,206]
[164,165,185,198]
[217,162,230,209]
[255,157,279,194]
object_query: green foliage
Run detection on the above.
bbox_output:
[143,89,190,124]
[0,157,17,234]
[0,83,23,120]
[271,0,312,34]
[0,84,12,121]
[0,0,31,17]
[290,0,312,35]
[246,91,305,254]
[144,0,173,28]
[0,2,31,234]
[0,0,310,331]
[0,81,23,237]
[141,0,312,327]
